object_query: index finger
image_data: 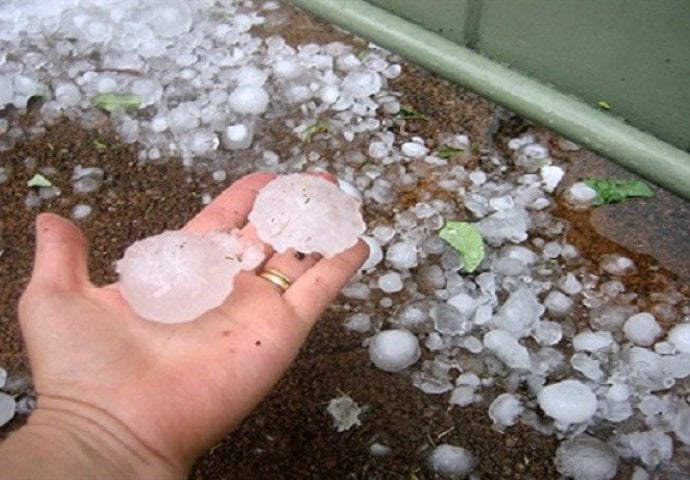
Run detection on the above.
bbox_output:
[183,171,277,233]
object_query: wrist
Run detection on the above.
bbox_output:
[0,394,186,480]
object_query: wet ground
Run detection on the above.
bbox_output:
[1,3,689,479]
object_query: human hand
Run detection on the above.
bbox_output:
[6,172,368,479]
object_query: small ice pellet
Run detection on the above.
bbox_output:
[151,116,167,132]
[228,85,269,115]
[378,272,403,293]
[369,329,420,372]
[667,323,690,353]
[379,297,393,308]
[223,124,253,150]
[573,331,613,352]
[25,192,41,208]
[71,204,92,220]
[566,182,598,205]
[337,178,363,201]
[234,65,268,86]
[372,225,396,244]
[386,241,418,270]
[0,392,16,427]
[368,141,389,159]
[607,383,630,402]
[262,1,281,10]
[488,393,523,427]
[426,444,476,478]
[359,235,383,271]
[369,442,392,457]
[212,169,227,182]
[623,313,662,347]
[400,141,428,158]
[544,290,574,317]
[343,313,371,333]
[483,330,531,370]
[449,386,476,407]
[341,282,371,300]
[272,58,302,80]
[469,170,486,186]
[543,241,562,259]
[600,254,635,276]
[341,71,381,98]
[540,165,565,192]
[319,85,340,103]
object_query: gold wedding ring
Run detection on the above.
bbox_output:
[258,268,292,292]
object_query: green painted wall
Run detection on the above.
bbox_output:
[365,0,690,152]
[367,0,471,46]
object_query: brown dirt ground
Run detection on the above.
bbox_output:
[1,3,688,480]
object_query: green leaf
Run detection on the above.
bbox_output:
[300,120,329,143]
[597,100,611,110]
[92,93,141,113]
[437,145,465,159]
[93,139,108,150]
[396,104,429,120]
[584,178,654,205]
[27,173,52,188]
[439,221,485,273]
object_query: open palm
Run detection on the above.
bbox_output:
[17,172,367,475]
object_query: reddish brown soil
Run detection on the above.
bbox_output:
[0,4,688,480]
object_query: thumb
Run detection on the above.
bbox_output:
[27,213,91,292]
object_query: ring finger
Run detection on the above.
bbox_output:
[256,249,322,293]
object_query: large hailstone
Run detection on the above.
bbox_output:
[426,444,476,478]
[248,174,366,257]
[117,230,263,323]
[368,329,420,372]
[555,435,619,480]
[488,393,524,428]
[538,379,597,426]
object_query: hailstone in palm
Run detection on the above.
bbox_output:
[117,230,263,323]
[248,173,366,257]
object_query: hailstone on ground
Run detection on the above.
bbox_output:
[228,85,269,115]
[426,444,476,478]
[248,173,366,257]
[326,394,362,432]
[555,435,619,480]
[538,379,598,426]
[488,393,524,428]
[117,230,263,323]
[369,329,421,372]
[0,392,16,427]
[667,323,690,353]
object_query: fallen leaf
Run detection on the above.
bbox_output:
[92,93,141,113]
[584,178,654,205]
[438,145,465,159]
[396,104,429,120]
[27,173,52,188]
[597,100,611,110]
[300,120,329,143]
[439,221,485,273]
